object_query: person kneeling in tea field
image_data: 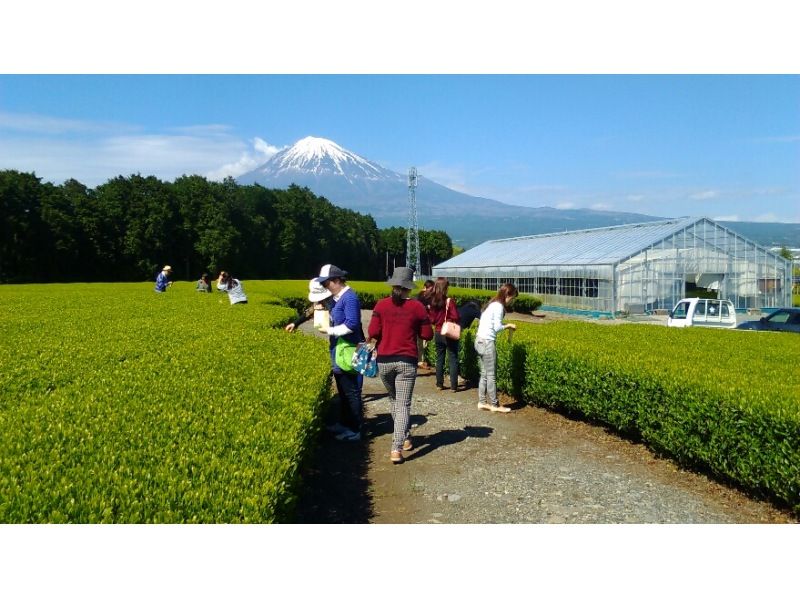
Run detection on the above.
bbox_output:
[368,267,433,464]
[216,271,248,305]
[316,264,364,442]
[285,278,333,333]
[154,265,173,292]
[196,273,212,293]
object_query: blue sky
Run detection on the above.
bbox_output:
[1,74,798,223]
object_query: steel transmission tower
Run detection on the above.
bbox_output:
[406,167,421,278]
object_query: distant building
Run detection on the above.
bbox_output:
[432,217,793,314]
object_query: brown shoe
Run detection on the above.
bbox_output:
[402,439,413,451]
[390,450,403,464]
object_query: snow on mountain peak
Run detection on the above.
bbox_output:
[265,136,390,180]
[290,136,347,161]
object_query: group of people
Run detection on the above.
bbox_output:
[287,263,518,464]
[154,265,248,305]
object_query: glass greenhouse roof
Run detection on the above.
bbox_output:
[435,217,707,269]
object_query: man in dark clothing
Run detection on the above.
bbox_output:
[459,300,482,330]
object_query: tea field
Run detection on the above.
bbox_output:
[0,282,331,522]
[2,280,798,520]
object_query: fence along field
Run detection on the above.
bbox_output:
[1,280,798,521]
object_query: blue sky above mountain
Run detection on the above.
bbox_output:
[1,75,798,224]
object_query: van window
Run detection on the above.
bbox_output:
[721,303,730,317]
[707,301,720,319]
[671,301,689,319]
[695,301,706,316]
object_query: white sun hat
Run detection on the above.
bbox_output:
[308,278,333,302]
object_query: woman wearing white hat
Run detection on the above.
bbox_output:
[284,278,334,333]
[154,265,173,293]
[316,264,364,442]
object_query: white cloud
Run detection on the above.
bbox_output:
[0,110,285,186]
[626,194,645,202]
[753,212,780,223]
[206,137,285,180]
[615,170,682,179]
[556,201,575,209]
[416,161,469,192]
[714,214,740,221]
[253,137,283,157]
[0,110,136,135]
[168,124,235,136]
[590,202,613,211]
[689,190,719,200]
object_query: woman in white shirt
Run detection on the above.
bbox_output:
[216,271,248,305]
[474,283,518,413]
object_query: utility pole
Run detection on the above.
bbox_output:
[406,166,421,279]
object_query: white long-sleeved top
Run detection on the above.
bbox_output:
[217,279,248,304]
[475,301,506,342]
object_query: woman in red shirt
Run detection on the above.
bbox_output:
[427,277,461,392]
[368,267,433,464]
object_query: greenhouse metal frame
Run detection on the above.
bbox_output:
[432,217,792,314]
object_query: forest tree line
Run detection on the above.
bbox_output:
[0,170,454,283]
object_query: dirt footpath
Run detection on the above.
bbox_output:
[294,311,795,524]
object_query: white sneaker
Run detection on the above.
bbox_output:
[489,404,511,413]
[477,402,491,411]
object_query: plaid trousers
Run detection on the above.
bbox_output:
[378,360,418,452]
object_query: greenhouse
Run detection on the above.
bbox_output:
[432,217,793,314]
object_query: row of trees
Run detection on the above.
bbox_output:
[0,170,454,283]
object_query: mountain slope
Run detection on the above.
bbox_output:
[237,137,664,247]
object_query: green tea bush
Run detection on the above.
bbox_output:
[460,322,800,511]
[0,283,331,522]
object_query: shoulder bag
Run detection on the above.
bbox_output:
[440,298,461,340]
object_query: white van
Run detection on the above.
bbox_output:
[667,297,737,329]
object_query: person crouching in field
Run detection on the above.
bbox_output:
[196,273,212,293]
[216,271,248,305]
[368,267,433,464]
[154,265,173,292]
[316,264,364,442]
[474,283,518,413]
[284,278,333,333]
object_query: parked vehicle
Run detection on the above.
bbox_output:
[667,298,737,329]
[736,308,800,333]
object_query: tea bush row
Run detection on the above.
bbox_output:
[458,322,800,511]
[0,283,331,522]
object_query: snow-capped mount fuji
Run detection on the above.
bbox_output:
[237,136,662,247]
[241,136,406,184]
[239,135,495,218]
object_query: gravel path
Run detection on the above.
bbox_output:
[295,310,795,524]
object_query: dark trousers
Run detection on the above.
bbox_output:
[333,370,362,433]
[434,331,460,389]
